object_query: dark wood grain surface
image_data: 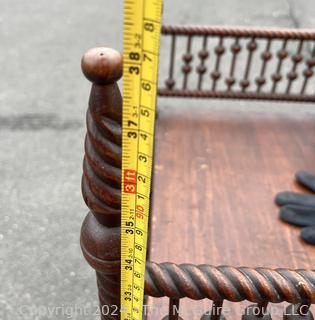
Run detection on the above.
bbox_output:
[147,106,315,319]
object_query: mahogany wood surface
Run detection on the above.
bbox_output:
[148,107,315,319]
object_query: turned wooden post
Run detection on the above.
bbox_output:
[80,47,122,320]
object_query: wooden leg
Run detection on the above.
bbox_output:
[80,47,123,320]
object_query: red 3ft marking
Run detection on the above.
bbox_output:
[123,169,137,194]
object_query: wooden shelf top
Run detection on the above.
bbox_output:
[150,108,315,269]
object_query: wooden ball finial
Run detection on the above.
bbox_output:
[81,47,123,85]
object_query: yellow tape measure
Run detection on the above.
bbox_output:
[121,0,163,319]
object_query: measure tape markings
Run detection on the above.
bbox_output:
[121,0,162,319]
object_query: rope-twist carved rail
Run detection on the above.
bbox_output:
[162,25,315,39]
[157,89,315,102]
[145,262,315,304]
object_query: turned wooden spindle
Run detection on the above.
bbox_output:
[284,304,314,320]
[242,302,271,320]
[201,300,225,320]
[80,47,123,320]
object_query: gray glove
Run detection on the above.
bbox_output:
[275,171,315,245]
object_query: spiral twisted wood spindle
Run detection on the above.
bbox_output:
[80,47,122,320]
[145,262,315,303]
